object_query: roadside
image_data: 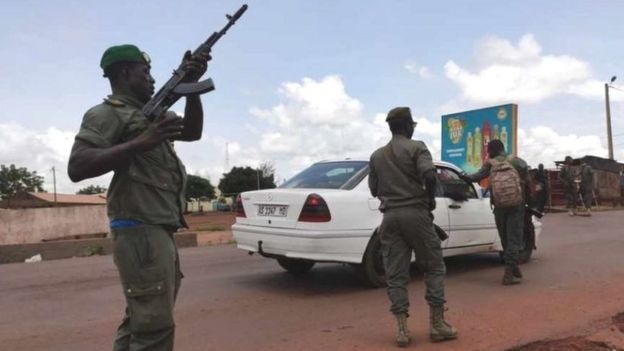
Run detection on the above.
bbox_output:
[0,211,236,264]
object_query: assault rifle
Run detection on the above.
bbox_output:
[142,4,248,121]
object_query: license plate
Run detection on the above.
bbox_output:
[257,205,288,217]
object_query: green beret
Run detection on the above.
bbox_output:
[386,106,415,123]
[100,44,151,70]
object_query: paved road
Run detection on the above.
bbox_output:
[1,211,624,351]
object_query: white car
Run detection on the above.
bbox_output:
[232,159,542,287]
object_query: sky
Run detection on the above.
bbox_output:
[1,0,624,193]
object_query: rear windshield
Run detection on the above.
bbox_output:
[279,161,369,189]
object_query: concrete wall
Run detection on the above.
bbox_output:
[0,205,108,245]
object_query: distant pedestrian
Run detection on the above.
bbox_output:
[579,161,594,215]
[368,107,457,347]
[460,139,529,285]
[535,163,548,213]
[559,156,577,216]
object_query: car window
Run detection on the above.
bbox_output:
[280,161,369,189]
[435,167,478,199]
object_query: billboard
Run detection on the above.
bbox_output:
[441,104,517,173]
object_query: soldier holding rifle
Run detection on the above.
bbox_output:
[67,6,247,350]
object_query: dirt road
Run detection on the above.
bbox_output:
[1,211,623,351]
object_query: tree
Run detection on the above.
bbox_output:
[77,185,108,195]
[186,175,216,201]
[218,165,276,197]
[0,164,45,200]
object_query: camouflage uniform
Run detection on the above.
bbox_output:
[368,135,446,314]
[579,163,594,209]
[73,94,187,351]
[465,153,529,269]
[558,165,577,209]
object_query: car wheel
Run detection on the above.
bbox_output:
[276,257,315,275]
[355,232,386,288]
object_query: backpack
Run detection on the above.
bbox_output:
[489,156,523,208]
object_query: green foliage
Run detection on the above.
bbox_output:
[77,185,107,195]
[186,174,216,201]
[82,245,104,256]
[0,164,45,200]
[218,163,276,197]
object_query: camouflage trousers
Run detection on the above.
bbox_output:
[111,225,183,351]
[493,206,524,267]
[380,207,446,315]
[580,186,593,209]
[565,186,578,209]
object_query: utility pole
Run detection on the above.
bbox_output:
[256,169,260,190]
[605,83,614,160]
[605,76,617,160]
[52,166,57,205]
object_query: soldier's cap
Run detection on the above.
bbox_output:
[385,107,416,125]
[100,44,151,71]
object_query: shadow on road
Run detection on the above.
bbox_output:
[233,252,506,296]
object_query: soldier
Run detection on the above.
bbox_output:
[459,140,529,285]
[68,44,210,351]
[368,107,457,348]
[559,156,577,216]
[535,163,548,213]
[579,161,594,216]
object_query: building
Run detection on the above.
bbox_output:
[0,191,106,209]
[548,155,623,208]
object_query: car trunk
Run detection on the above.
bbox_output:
[239,189,312,229]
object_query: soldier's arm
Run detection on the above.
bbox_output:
[176,51,210,142]
[68,115,185,182]
[368,161,378,197]
[462,162,491,182]
[177,95,204,141]
[423,169,437,204]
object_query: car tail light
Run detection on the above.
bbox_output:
[298,194,331,222]
[236,194,246,218]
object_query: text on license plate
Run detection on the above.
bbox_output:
[257,205,288,217]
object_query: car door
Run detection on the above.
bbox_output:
[436,167,498,249]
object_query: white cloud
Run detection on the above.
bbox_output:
[444,34,623,104]
[518,125,624,168]
[405,61,432,79]
[0,122,111,194]
[245,75,441,180]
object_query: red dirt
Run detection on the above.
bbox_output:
[614,313,624,333]
[507,337,622,351]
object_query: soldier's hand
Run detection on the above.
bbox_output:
[133,115,184,152]
[181,50,211,82]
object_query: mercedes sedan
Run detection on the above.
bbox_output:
[232,159,542,287]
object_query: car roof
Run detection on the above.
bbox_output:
[315,159,463,172]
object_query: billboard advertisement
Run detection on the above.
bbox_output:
[441,104,517,173]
